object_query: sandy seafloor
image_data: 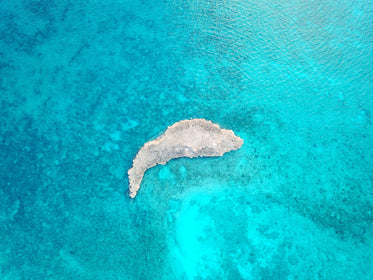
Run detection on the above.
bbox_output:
[0,0,372,279]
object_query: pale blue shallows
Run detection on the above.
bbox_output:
[0,0,372,279]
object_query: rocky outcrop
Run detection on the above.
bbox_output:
[128,119,243,198]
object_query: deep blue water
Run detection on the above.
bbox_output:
[0,0,372,279]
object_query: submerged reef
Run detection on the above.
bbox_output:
[128,119,243,198]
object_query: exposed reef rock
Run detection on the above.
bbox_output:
[128,119,243,198]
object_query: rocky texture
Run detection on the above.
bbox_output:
[128,119,243,198]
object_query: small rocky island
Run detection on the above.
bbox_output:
[128,119,243,198]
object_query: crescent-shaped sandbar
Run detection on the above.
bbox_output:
[128,119,243,198]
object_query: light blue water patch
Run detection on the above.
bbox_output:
[0,0,372,279]
[174,192,216,279]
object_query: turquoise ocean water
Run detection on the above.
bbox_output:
[1,0,372,279]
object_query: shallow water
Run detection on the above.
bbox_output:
[0,0,372,279]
